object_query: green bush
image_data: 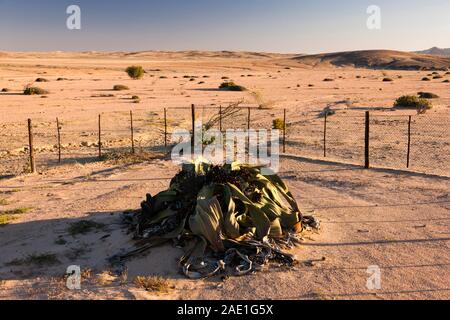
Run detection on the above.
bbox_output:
[219,81,246,91]
[113,84,129,91]
[23,87,49,95]
[125,66,144,79]
[394,95,433,110]
[418,92,439,99]
[272,118,285,130]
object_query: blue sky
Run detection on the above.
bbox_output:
[0,0,449,53]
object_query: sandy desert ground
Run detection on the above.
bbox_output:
[0,51,449,299]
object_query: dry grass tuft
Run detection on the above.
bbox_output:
[134,276,171,293]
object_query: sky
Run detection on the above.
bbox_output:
[0,0,449,53]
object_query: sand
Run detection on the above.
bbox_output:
[0,51,449,300]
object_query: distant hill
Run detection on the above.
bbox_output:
[292,50,450,70]
[415,47,450,56]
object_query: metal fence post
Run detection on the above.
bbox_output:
[27,119,36,173]
[407,115,412,168]
[323,113,327,157]
[365,111,370,168]
[130,110,135,154]
[56,117,61,163]
[283,108,287,153]
[98,114,102,159]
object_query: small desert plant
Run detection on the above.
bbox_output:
[68,220,105,236]
[394,95,433,112]
[113,84,129,91]
[23,87,49,95]
[323,78,334,82]
[131,95,140,103]
[421,77,431,81]
[134,276,170,293]
[418,92,439,99]
[35,78,49,82]
[1,88,10,92]
[57,77,68,81]
[272,118,285,130]
[219,81,246,91]
[125,65,145,79]
[6,253,60,267]
[443,79,450,83]
[383,77,393,82]
[433,75,443,79]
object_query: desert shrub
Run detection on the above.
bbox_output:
[35,78,49,82]
[198,81,205,84]
[394,95,433,110]
[397,75,403,79]
[57,77,68,81]
[125,65,144,79]
[433,75,443,79]
[159,76,167,79]
[23,87,49,95]
[421,77,431,81]
[323,78,334,82]
[383,78,393,82]
[443,79,450,83]
[418,92,439,99]
[445,71,450,75]
[131,95,140,103]
[113,84,129,91]
[219,81,246,91]
[272,118,285,130]
[1,88,9,92]
[308,84,314,87]
[221,76,230,80]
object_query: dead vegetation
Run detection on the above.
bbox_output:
[134,276,171,293]
[67,220,106,236]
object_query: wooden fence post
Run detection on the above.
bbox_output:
[406,115,412,168]
[219,105,222,132]
[365,111,370,168]
[247,107,251,149]
[27,119,36,173]
[283,109,286,153]
[191,104,195,155]
[98,114,102,158]
[130,110,135,154]
[323,113,327,157]
[56,117,61,163]
[164,108,168,149]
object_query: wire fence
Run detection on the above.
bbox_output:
[1,106,449,177]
